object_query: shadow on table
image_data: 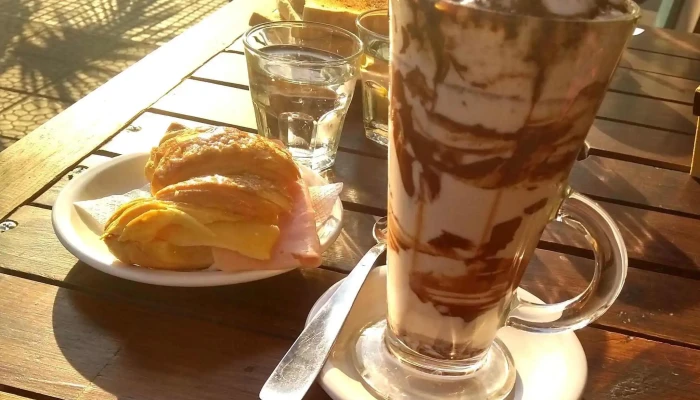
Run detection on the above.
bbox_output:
[0,0,186,104]
[598,66,696,155]
[50,261,339,399]
[577,329,697,399]
[571,156,698,273]
[530,155,700,316]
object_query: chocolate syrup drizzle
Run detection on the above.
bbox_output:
[387,0,616,345]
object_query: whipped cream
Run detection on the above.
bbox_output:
[456,0,635,19]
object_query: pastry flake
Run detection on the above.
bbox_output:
[145,126,300,194]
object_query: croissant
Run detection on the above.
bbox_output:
[145,126,300,194]
[102,199,212,270]
[102,123,314,271]
[155,174,293,224]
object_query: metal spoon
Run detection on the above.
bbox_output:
[260,217,388,400]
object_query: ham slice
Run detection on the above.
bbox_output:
[211,179,322,271]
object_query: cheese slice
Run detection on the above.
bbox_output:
[119,208,215,243]
[160,221,280,261]
[111,199,280,261]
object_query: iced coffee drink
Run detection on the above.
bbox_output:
[386,0,638,363]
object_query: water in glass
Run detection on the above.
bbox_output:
[360,39,390,146]
[248,45,356,171]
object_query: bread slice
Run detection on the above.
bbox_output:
[289,0,305,14]
[250,8,282,25]
[278,0,302,20]
[302,0,387,34]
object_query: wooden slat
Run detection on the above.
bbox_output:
[0,274,331,400]
[541,200,700,276]
[586,119,692,171]
[151,79,256,130]
[628,26,700,60]
[598,91,695,135]
[0,0,271,220]
[191,52,250,88]
[101,113,209,155]
[32,155,111,208]
[579,329,700,399]
[620,49,700,81]
[526,250,700,349]
[3,204,700,348]
[610,68,696,105]
[1,263,699,400]
[571,155,700,216]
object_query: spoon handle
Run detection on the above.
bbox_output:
[260,242,387,400]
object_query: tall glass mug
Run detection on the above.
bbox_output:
[354,0,640,398]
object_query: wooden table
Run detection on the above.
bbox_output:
[1,2,699,399]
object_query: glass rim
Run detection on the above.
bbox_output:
[356,8,389,40]
[453,0,640,23]
[243,21,363,66]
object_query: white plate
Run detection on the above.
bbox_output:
[306,266,587,400]
[52,152,343,286]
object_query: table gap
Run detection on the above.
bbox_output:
[626,45,700,62]
[589,322,700,351]
[146,107,254,132]
[537,240,700,281]
[582,193,700,222]
[588,147,689,173]
[606,87,694,107]
[0,384,61,400]
[617,63,700,83]
[594,115,693,136]
[189,75,249,90]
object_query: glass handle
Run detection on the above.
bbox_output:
[506,191,628,333]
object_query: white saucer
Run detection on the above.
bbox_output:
[306,266,587,400]
[52,152,343,286]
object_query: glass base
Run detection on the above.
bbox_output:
[353,320,516,400]
[290,148,336,171]
[364,125,388,147]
